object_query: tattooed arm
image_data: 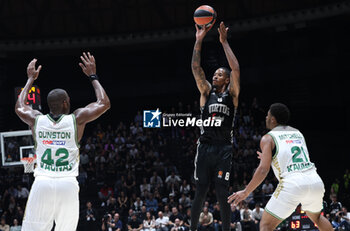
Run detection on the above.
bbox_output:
[191,25,212,107]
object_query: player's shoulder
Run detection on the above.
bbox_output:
[286,126,300,132]
[33,111,43,118]
[268,126,302,135]
[33,113,45,124]
[261,134,274,143]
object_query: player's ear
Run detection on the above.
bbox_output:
[271,116,276,124]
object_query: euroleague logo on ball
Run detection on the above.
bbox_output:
[193,5,217,28]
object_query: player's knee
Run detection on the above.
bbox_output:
[259,220,275,231]
[305,212,321,224]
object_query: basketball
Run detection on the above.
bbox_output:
[193,5,217,28]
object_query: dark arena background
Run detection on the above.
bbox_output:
[0,1,349,231]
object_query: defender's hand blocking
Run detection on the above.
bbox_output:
[218,21,229,44]
[195,24,212,41]
[227,190,248,206]
[79,52,96,76]
[27,59,42,80]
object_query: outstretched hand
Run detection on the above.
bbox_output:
[27,59,42,80]
[195,24,212,41]
[227,190,248,206]
[79,52,96,76]
[218,21,229,44]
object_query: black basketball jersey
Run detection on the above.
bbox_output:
[199,88,237,144]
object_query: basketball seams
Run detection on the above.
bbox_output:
[194,10,214,17]
[197,5,215,13]
[194,5,216,27]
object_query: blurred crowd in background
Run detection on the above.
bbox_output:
[0,98,349,231]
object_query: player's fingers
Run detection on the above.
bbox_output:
[227,193,236,202]
[219,24,225,34]
[229,196,237,204]
[79,63,86,70]
[80,55,88,65]
[195,24,199,31]
[37,65,42,73]
[220,22,225,30]
[257,151,262,159]
[90,55,96,63]
[28,59,36,67]
[83,52,89,62]
[207,23,214,31]
[87,52,93,61]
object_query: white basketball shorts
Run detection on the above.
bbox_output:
[22,176,79,231]
[265,169,325,220]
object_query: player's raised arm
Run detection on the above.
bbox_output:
[74,52,111,139]
[227,134,273,205]
[15,59,43,128]
[192,24,212,106]
[218,22,240,107]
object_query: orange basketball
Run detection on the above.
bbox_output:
[193,5,217,27]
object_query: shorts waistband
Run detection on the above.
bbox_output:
[35,175,77,181]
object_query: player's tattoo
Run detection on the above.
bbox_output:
[192,40,202,67]
[191,40,210,94]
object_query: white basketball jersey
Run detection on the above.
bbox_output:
[33,114,80,177]
[268,126,315,181]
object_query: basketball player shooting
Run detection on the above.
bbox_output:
[227,103,333,231]
[190,22,240,231]
[15,52,110,231]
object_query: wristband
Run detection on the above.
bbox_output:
[89,74,99,82]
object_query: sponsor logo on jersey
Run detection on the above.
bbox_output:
[218,171,223,178]
[42,140,66,145]
[285,140,302,144]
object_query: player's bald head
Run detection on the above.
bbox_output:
[47,88,70,114]
[219,67,231,79]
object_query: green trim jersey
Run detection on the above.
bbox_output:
[268,126,315,181]
[33,114,80,177]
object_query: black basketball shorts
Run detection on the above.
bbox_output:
[194,141,233,186]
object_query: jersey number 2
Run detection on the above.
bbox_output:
[291,146,309,163]
[41,148,69,166]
